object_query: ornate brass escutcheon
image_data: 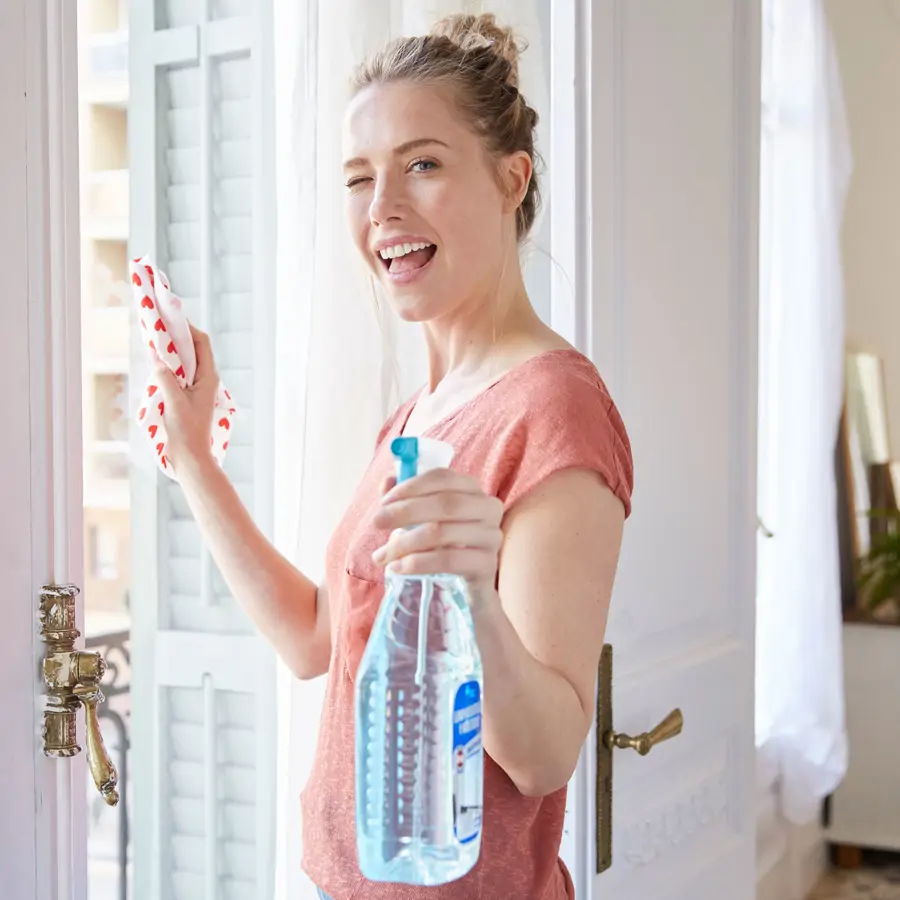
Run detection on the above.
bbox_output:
[596,644,683,873]
[39,584,119,806]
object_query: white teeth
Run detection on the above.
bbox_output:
[378,241,433,260]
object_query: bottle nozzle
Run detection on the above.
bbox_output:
[390,436,454,484]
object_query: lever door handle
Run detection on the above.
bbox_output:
[40,584,119,806]
[606,709,684,756]
[596,645,684,873]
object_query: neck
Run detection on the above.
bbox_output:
[421,264,543,393]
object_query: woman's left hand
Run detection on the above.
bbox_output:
[371,468,504,605]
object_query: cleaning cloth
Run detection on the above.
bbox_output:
[130,255,235,479]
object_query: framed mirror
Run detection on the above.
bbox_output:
[839,351,897,613]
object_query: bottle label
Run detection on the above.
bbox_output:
[452,680,483,845]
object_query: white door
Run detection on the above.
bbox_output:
[552,2,761,899]
[2,1,84,896]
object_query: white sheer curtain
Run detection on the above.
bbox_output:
[271,2,546,895]
[756,0,853,825]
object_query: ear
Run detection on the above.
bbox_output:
[499,151,533,216]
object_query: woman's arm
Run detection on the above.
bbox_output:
[177,453,332,680]
[152,324,331,680]
[371,465,625,797]
[475,468,624,796]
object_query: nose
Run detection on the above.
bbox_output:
[368,175,405,227]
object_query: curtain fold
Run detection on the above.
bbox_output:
[272,2,545,895]
[755,0,853,825]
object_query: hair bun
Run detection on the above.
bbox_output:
[430,13,525,88]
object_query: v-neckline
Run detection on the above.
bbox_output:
[397,348,584,438]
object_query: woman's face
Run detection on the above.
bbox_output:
[343,80,527,323]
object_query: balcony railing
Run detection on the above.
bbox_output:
[85,629,131,900]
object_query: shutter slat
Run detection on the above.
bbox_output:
[217,57,251,96]
[212,0,252,21]
[216,216,253,253]
[167,108,203,147]
[169,723,255,768]
[216,294,253,330]
[165,67,201,107]
[218,141,252,178]
[213,251,253,291]
[161,1,203,30]
[213,333,256,369]
[165,149,201,186]
[169,760,256,803]
[169,597,252,635]
[215,367,253,399]
[164,187,201,226]
[166,222,201,257]
[214,178,253,217]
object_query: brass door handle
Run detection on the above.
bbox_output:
[596,645,683,874]
[39,584,119,806]
[606,709,684,756]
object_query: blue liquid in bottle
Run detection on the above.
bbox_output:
[355,437,484,885]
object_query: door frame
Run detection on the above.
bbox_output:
[546,0,593,894]
[4,1,87,898]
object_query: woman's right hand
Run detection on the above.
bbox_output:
[152,322,220,475]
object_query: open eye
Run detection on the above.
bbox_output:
[409,158,438,173]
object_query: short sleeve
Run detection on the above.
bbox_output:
[493,367,634,518]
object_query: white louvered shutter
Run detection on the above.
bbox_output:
[128,2,277,898]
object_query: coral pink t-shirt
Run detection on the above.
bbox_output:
[302,349,634,900]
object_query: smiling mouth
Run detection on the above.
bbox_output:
[379,243,437,276]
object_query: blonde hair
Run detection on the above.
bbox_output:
[351,13,542,241]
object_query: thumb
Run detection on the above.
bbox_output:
[187,321,217,382]
[380,476,397,496]
[152,362,181,401]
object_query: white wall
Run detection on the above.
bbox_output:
[826,0,900,451]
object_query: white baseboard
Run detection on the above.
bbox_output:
[756,749,828,900]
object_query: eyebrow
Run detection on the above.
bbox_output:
[342,138,450,171]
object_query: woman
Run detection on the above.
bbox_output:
[153,13,632,900]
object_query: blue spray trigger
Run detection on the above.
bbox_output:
[391,436,420,484]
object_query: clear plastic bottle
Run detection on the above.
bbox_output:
[355,437,484,885]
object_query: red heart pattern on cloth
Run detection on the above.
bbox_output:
[131,254,236,482]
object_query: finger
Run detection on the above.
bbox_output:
[380,476,397,497]
[386,547,498,579]
[372,522,501,566]
[188,321,218,383]
[374,492,503,530]
[382,468,481,503]
[152,361,181,400]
